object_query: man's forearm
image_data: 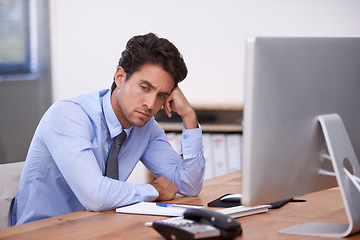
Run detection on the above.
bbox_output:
[181,108,198,129]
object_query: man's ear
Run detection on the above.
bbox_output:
[114,66,127,88]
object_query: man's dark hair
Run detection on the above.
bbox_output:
[111,33,187,92]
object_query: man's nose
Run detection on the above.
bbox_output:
[144,93,157,110]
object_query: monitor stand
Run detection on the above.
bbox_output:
[279,113,360,238]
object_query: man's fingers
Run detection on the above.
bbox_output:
[151,176,178,201]
[164,98,173,117]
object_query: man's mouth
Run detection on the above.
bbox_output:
[136,110,150,118]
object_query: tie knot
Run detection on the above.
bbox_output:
[114,131,127,145]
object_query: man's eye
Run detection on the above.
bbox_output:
[158,94,165,99]
[141,85,149,91]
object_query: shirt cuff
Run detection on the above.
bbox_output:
[136,184,159,202]
[181,123,203,159]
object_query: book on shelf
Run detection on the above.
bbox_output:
[202,133,215,179]
[226,134,242,172]
[165,132,242,180]
[166,132,181,154]
[211,134,228,177]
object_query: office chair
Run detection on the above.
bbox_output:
[0,161,24,229]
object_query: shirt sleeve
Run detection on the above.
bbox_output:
[40,101,159,211]
[141,121,205,197]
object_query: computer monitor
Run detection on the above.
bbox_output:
[241,37,360,237]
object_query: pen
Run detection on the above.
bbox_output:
[156,203,202,209]
[156,203,178,208]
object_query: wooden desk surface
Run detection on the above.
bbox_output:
[0,172,358,240]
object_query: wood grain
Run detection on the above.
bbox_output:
[0,172,357,240]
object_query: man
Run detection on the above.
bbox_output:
[12,33,205,225]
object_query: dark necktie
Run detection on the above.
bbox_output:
[105,131,127,180]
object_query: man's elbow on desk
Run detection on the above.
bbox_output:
[176,167,205,197]
[84,203,106,212]
[178,182,203,197]
[81,179,161,211]
[176,172,204,197]
[80,192,114,212]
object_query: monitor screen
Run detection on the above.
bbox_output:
[242,37,360,207]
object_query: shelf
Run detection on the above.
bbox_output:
[155,103,243,133]
[190,103,243,111]
[159,123,242,133]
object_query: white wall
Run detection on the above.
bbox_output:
[49,0,360,104]
[49,0,360,184]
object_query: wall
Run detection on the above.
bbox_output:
[0,0,52,164]
[48,0,360,183]
[49,0,360,105]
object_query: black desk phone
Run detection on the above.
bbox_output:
[152,208,242,240]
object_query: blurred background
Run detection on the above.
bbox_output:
[1,0,360,182]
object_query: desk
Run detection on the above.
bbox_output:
[0,172,358,240]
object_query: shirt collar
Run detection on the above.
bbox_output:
[102,90,132,138]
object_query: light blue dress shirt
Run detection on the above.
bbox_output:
[13,89,205,225]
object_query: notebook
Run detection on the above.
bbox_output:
[116,202,203,217]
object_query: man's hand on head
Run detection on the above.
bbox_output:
[151,176,178,201]
[163,87,198,129]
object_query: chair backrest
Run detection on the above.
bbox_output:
[0,161,25,229]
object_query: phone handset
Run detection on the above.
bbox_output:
[184,208,242,239]
[152,208,242,239]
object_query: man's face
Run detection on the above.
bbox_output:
[111,63,175,128]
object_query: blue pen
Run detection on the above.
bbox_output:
[156,202,199,209]
[156,203,174,208]
[156,203,189,209]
